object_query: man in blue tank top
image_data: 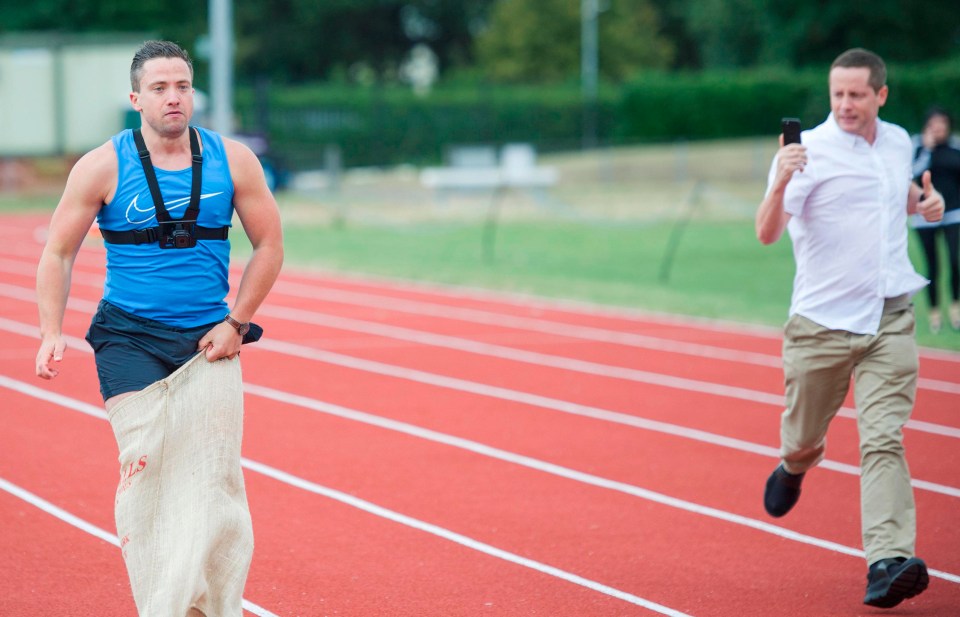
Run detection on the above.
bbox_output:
[33,40,283,616]
[36,39,283,399]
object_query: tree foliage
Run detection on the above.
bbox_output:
[1,0,958,85]
[0,0,494,84]
[0,0,205,54]
[474,0,674,83]
[678,0,960,69]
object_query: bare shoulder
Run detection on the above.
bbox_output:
[219,135,274,203]
[63,140,118,205]
[72,140,117,177]
[221,136,263,174]
[46,140,118,251]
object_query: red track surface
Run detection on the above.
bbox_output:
[1,212,958,616]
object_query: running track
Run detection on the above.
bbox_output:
[0,212,957,617]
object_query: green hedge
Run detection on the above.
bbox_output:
[235,57,960,170]
[616,68,825,140]
[236,84,619,169]
[618,57,960,141]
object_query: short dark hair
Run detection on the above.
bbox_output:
[130,40,193,91]
[924,105,953,132]
[831,48,886,92]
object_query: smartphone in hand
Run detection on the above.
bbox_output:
[782,118,802,145]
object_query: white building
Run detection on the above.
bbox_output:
[0,33,148,156]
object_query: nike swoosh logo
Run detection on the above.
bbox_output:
[125,192,225,225]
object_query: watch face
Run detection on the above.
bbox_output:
[238,323,251,336]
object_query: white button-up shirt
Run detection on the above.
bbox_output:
[769,113,928,335]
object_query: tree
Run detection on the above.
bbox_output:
[234,0,496,83]
[770,0,960,67]
[681,0,767,68]
[0,0,206,54]
[3,0,959,84]
[0,0,495,85]
[678,0,960,70]
[474,0,674,84]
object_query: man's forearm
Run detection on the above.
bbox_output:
[756,186,790,245]
[228,244,284,322]
[36,252,73,338]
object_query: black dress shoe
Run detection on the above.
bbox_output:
[864,557,929,608]
[763,464,805,517]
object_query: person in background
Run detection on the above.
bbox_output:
[755,48,943,609]
[911,106,960,332]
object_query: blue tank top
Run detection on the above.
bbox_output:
[100,127,234,327]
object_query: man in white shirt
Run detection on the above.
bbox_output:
[755,48,944,609]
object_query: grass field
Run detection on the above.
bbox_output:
[4,137,958,351]
[273,215,958,351]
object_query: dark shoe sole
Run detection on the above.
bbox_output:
[763,465,803,517]
[864,558,929,608]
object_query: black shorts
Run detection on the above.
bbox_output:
[85,300,218,401]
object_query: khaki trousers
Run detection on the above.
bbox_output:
[108,353,253,617]
[780,305,918,565]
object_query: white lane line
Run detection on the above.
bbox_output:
[271,264,960,363]
[257,325,954,440]
[258,303,788,395]
[0,396,695,616]
[1,314,958,496]
[267,281,960,394]
[2,256,958,394]
[266,302,960,399]
[255,339,960,497]
[6,286,769,403]
[4,249,960,397]
[0,283,101,319]
[246,456,960,588]
[1,237,959,367]
[10,278,959,436]
[269,279,785,366]
[3,373,960,590]
[0,283,916,438]
[240,458,698,617]
[0,477,279,617]
[917,377,960,395]
[254,305,960,437]
[0,342,960,498]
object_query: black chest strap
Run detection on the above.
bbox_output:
[101,127,229,247]
[99,223,229,245]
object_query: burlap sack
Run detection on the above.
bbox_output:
[108,353,253,617]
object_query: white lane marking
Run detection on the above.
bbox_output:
[8,277,959,438]
[0,399,695,615]
[1,313,958,495]
[270,265,960,363]
[2,256,958,390]
[4,372,957,590]
[269,279,785,366]
[1,233,959,366]
[0,477,279,617]
[255,305,960,437]
[240,458,698,617]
